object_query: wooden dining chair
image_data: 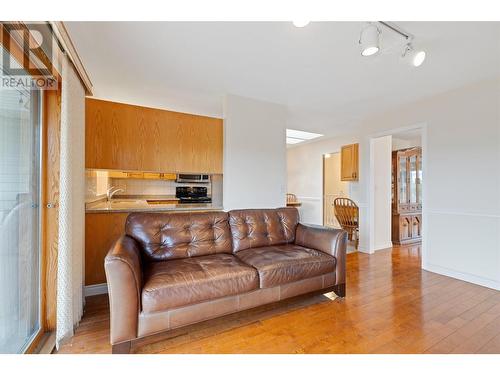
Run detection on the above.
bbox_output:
[333,197,359,249]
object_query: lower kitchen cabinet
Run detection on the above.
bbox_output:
[85,213,128,286]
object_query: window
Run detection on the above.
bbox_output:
[0,45,42,353]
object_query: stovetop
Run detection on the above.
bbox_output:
[176,186,211,204]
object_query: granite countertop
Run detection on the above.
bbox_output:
[85,197,223,213]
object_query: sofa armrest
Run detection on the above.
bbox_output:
[104,235,142,344]
[295,223,347,286]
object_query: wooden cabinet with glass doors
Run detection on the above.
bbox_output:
[392,147,422,244]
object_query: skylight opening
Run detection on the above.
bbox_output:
[286,129,323,145]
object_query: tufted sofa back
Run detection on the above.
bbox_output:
[125,211,232,261]
[228,208,299,252]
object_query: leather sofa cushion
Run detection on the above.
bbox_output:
[228,208,299,252]
[142,253,259,313]
[126,211,232,261]
[235,244,335,288]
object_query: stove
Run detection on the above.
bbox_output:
[176,186,212,204]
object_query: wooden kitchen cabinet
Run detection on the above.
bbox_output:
[341,143,359,181]
[85,213,128,286]
[85,98,223,174]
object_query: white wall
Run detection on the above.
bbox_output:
[370,135,393,251]
[223,94,287,210]
[287,78,500,290]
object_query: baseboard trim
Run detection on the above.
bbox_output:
[373,242,393,252]
[422,262,500,291]
[84,283,108,297]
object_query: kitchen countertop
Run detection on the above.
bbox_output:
[86,198,223,213]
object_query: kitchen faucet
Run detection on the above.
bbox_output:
[106,186,125,201]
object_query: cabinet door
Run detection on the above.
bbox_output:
[398,155,408,205]
[85,213,129,286]
[411,215,421,238]
[400,216,412,241]
[86,98,223,173]
[416,153,422,206]
[409,154,418,204]
[341,143,359,181]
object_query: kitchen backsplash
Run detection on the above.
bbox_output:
[86,169,222,203]
[111,178,211,196]
[85,170,110,203]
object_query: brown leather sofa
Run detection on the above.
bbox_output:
[105,207,347,353]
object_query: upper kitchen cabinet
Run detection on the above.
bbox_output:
[85,98,223,173]
[341,143,359,181]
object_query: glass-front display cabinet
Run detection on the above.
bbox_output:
[391,147,422,245]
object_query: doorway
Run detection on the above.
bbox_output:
[322,152,350,228]
[369,126,424,257]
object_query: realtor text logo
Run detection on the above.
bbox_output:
[1,23,58,90]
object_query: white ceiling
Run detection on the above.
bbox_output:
[392,128,422,142]
[66,21,500,137]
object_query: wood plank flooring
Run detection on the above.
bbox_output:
[57,244,500,354]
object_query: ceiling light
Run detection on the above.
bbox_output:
[292,20,310,28]
[402,44,426,67]
[359,23,380,57]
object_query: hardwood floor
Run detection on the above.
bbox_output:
[57,244,500,354]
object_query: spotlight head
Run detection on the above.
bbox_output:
[402,44,426,67]
[359,23,380,57]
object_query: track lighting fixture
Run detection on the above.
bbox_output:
[360,21,427,67]
[359,23,381,56]
[402,44,426,67]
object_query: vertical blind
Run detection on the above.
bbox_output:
[56,55,85,348]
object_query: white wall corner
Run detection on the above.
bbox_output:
[223,94,288,210]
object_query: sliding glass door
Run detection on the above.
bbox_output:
[0,46,42,353]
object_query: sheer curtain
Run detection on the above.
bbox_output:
[56,55,85,348]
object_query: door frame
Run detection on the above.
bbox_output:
[367,122,428,263]
[1,22,62,353]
